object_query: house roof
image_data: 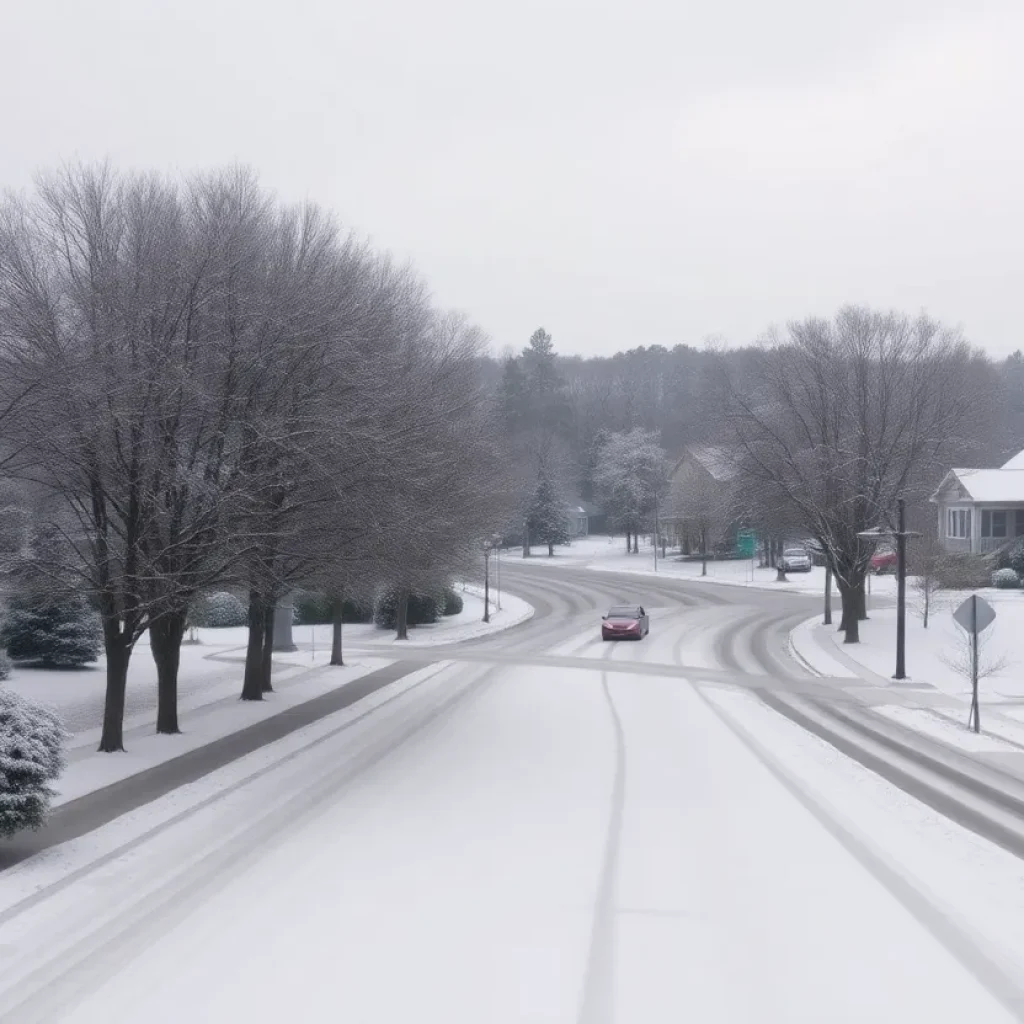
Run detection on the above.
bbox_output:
[933,467,1024,503]
[1003,449,1024,470]
[679,445,740,483]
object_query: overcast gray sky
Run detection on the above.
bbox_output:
[3,0,1021,358]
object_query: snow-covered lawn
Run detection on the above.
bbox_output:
[825,588,1024,704]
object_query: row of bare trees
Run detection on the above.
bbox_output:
[0,164,511,752]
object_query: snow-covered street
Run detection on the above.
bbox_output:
[2,562,1023,1022]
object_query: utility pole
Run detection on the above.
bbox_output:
[653,491,659,572]
[895,497,907,680]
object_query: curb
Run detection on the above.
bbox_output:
[786,614,826,677]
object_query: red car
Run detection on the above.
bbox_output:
[601,605,650,641]
[870,546,897,574]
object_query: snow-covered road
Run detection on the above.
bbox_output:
[2,563,1023,1021]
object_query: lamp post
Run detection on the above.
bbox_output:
[858,498,919,680]
[492,533,502,612]
[482,539,493,623]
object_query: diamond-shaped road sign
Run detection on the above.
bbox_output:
[953,594,996,635]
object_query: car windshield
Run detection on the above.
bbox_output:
[784,548,806,557]
[607,606,638,617]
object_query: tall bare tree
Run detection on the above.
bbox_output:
[728,306,978,642]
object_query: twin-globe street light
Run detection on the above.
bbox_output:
[857,497,919,680]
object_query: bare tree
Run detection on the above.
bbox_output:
[728,307,978,643]
[910,530,945,629]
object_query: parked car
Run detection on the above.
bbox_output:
[779,546,812,573]
[601,605,649,640]
[870,546,898,574]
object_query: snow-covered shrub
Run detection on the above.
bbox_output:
[935,553,990,590]
[0,687,68,838]
[190,591,247,629]
[0,594,102,668]
[1006,539,1024,577]
[294,591,332,625]
[443,588,463,616]
[991,567,1020,589]
[373,590,441,629]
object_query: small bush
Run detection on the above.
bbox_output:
[935,553,991,590]
[293,591,373,624]
[190,591,248,629]
[992,567,1020,589]
[1005,539,1024,577]
[374,590,441,630]
[0,687,68,838]
[293,591,332,625]
[443,589,463,616]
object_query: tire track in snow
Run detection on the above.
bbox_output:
[576,657,627,1024]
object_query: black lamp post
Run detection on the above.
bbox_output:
[858,497,919,680]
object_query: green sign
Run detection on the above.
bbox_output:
[736,530,756,558]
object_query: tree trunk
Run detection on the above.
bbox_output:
[330,593,344,665]
[548,540,554,556]
[625,531,631,554]
[837,578,863,643]
[242,587,266,701]
[261,599,276,692]
[923,584,930,629]
[522,518,530,557]
[98,631,132,753]
[824,565,833,626]
[632,533,639,554]
[395,589,410,641]
[150,607,188,735]
[701,529,708,576]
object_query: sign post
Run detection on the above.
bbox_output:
[952,594,996,733]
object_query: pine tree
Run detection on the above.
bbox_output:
[0,523,102,668]
[528,475,571,556]
[1,595,102,668]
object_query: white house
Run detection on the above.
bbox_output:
[930,448,1024,555]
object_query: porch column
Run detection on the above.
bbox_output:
[971,504,981,555]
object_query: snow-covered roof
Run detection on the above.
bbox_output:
[1002,449,1024,470]
[686,445,739,482]
[936,468,1024,503]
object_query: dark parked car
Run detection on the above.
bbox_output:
[601,605,649,640]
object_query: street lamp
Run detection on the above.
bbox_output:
[858,498,920,680]
[482,538,494,623]
[492,533,503,612]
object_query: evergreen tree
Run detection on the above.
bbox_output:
[1,594,102,668]
[0,523,102,668]
[528,475,571,556]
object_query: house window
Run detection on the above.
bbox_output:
[982,510,1008,538]
[1016,510,1024,537]
[947,508,971,539]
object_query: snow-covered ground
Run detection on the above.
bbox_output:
[789,584,1024,751]
[2,660,1020,1020]
[527,533,900,599]
[0,586,533,807]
